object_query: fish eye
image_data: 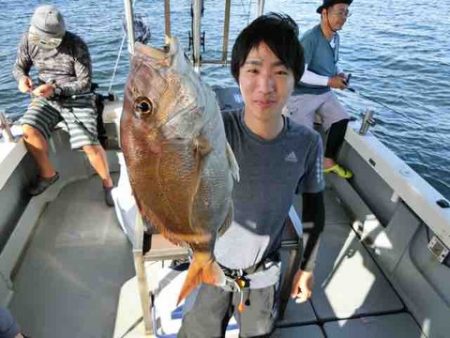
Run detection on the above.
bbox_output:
[134,96,153,117]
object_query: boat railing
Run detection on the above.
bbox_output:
[123,0,265,68]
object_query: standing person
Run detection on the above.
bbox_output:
[179,13,325,338]
[12,4,114,206]
[286,0,354,179]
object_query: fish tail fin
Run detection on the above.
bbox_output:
[177,253,225,305]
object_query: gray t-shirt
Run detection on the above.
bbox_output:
[214,110,324,288]
[296,24,340,95]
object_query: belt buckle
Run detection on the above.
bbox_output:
[234,276,249,289]
[221,274,249,292]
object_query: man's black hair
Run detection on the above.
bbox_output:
[231,12,305,83]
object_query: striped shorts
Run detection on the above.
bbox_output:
[21,97,100,149]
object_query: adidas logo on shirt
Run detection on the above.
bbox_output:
[285,151,298,163]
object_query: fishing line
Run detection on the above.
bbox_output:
[108,0,138,93]
[347,86,424,128]
[246,0,252,23]
[239,0,252,25]
[107,34,126,93]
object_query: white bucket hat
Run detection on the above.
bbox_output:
[28,5,65,49]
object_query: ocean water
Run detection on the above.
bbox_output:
[0,0,449,199]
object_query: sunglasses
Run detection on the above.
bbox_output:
[329,10,352,18]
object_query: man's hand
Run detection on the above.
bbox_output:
[32,84,55,98]
[18,76,33,93]
[328,74,347,90]
[290,269,314,303]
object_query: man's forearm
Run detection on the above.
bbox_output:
[300,65,329,87]
[58,79,91,97]
[300,191,325,271]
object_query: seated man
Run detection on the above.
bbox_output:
[179,13,325,338]
[286,0,354,179]
[12,4,114,206]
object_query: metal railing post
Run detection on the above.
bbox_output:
[123,0,135,56]
[257,0,265,17]
[192,0,202,72]
[164,0,171,39]
[222,0,231,64]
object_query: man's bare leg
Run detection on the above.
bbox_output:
[82,144,113,188]
[22,124,56,178]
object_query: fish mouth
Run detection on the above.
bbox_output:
[135,42,167,61]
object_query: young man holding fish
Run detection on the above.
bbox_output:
[179,13,325,337]
[12,5,114,206]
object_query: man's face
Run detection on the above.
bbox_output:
[28,26,63,49]
[238,42,295,123]
[325,3,350,31]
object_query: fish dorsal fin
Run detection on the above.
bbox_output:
[168,36,189,75]
[134,42,165,60]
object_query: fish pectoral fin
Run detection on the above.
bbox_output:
[226,142,240,182]
[193,136,212,157]
[177,254,225,305]
[217,203,233,237]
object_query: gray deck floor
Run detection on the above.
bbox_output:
[7,177,423,337]
[9,175,135,338]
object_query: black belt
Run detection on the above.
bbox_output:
[218,252,280,301]
[219,251,280,279]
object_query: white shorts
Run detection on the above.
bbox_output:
[285,91,349,131]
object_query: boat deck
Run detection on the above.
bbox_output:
[7,175,425,337]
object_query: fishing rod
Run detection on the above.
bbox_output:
[345,75,423,128]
